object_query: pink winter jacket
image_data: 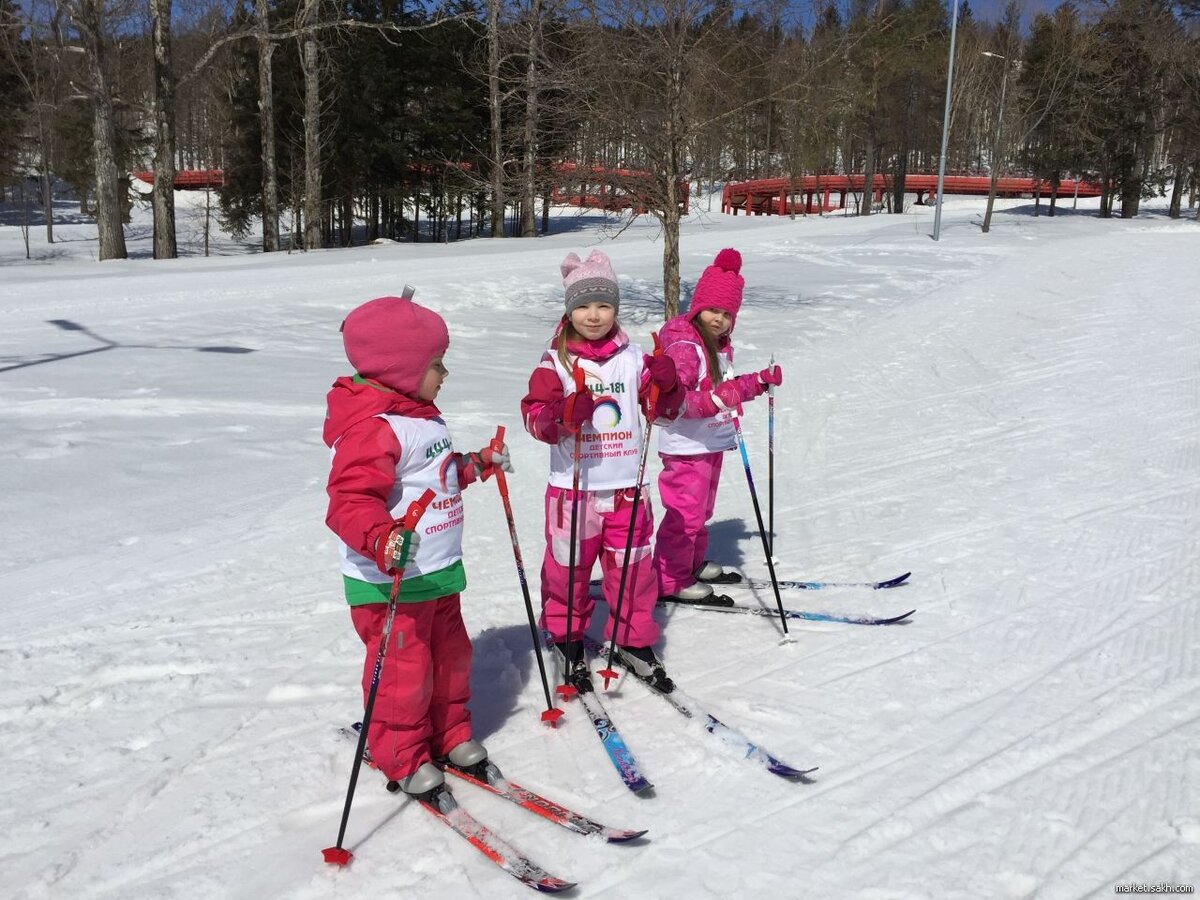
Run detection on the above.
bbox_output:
[521,324,684,444]
[659,313,732,420]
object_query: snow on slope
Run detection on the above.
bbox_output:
[1,194,1197,899]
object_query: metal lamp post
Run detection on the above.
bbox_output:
[932,0,961,241]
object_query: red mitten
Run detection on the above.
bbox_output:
[644,353,678,391]
[560,389,596,432]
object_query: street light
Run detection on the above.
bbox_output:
[932,0,961,241]
[981,50,1011,234]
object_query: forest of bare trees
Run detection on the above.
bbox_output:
[2,0,1198,293]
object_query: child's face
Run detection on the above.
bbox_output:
[696,308,731,339]
[569,302,616,341]
[417,356,448,401]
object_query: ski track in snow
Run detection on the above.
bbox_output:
[1,196,1198,898]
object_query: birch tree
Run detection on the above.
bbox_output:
[57,0,128,259]
[149,0,177,257]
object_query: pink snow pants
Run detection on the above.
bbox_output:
[350,594,472,782]
[539,485,660,649]
[653,451,724,596]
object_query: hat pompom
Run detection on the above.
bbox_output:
[712,248,742,274]
[560,252,583,280]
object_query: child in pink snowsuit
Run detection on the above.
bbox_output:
[653,248,783,603]
[521,250,684,692]
[324,290,511,797]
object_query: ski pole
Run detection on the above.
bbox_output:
[597,334,662,689]
[767,352,775,559]
[732,416,789,635]
[322,488,436,867]
[488,425,564,725]
[558,362,587,700]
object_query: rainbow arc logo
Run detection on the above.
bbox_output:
[591,396,622,428]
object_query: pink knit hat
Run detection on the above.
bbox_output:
[689,248,744,327]
[340,288,449,396]
[561,249,620,315]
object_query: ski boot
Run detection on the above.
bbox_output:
[695,560,742,585]
[442,738,493,783]
[554,640,594,695]
[615,645,675,694]
[387,761,446,803]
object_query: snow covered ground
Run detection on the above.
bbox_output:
[2,189,1198,899]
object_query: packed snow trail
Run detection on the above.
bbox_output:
[1,196,1197,898]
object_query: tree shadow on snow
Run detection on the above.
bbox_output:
[0,318,256,374]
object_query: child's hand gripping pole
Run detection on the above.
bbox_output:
[489,425,564,725]
[558,363,588,701]
[323,488,436,867]
[598,333,662,689]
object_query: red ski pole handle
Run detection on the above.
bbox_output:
[572,361,586,394]
[489,425,508,492]
[400,488,436,532]
[646,331,662,423]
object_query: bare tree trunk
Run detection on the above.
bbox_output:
[75,0,127,260]
[981,62,1010,235]
[301,11,321,251]
[487,0,505,237]
[256,0,280,252]
[150,0,177,259]
[42,166,54,244]
[661,59,685,320]
[519,0,542,238]
[1168,166,1184,219]
[860,131,876,217]
[20,180,31,259]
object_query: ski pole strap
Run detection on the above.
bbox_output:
[385,488,436,601]
[644,332,662,425]
[488,425,507,491]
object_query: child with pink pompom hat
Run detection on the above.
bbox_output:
[652,248,783,603]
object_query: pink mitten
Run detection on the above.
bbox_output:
[758,365,783,387]
[560,389,596,432]
[713,373,764,408]
[644,353,678,391]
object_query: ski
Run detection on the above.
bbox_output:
[597,570,912,593]
[703,570,912,591]
[657,596,916,626]
[340,723,645,842]
[577,690,654,794]
[333,728,573,891]
[583,639,817,780]
[414,786,575,893]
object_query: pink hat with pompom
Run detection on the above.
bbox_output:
[340,287,449,396]
[561,249,620,316]
[689,248,744,327]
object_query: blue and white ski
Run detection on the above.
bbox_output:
[702,570,912,591]
[657,598,915,626]
[599,570,912,593]
[585,638,817,780]
[577,690,654,794]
